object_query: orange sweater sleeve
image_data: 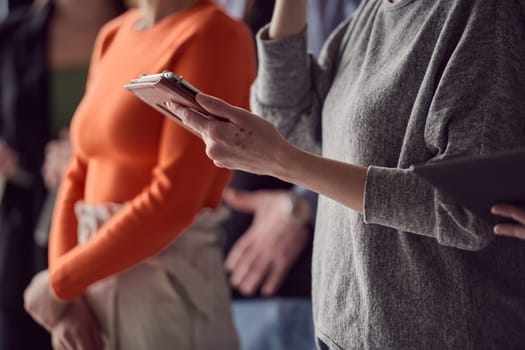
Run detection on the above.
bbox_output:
[47,21,119,269]
[49,18,256,300]
[48,156,87,265]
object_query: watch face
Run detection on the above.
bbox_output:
[286,192,311,225]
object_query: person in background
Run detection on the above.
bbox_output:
[24,0,256,349]
[168,0,525,348]
[307,0,359,56]
[214,0,245,19]
[216,1,359,349]
[0,1,125,349]
[222,184,315,350]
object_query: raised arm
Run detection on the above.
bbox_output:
[268,0,307,39]
[251,5,352,154]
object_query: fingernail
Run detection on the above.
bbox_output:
[493,225,502,234]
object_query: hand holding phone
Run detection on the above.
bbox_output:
[124,71,228,134]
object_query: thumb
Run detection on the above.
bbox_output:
[223,188,258,213]
[196,93,248,125]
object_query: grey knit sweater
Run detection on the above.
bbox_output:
[252,0,525,348]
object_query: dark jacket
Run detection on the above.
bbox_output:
[0,0,51,308]
[0,4,55,349]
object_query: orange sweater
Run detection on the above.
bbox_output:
[48,0,256,300]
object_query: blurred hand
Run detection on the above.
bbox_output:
[165,93,295,177]
[43,129,72,190]
[491,204,525,240]
[0,139,19,177]
[224,188,311,296]
[51,298,104,350]
[24,270,67,331]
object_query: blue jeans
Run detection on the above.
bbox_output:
[232,298,316,350]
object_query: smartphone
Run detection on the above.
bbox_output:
[124,71,227,131]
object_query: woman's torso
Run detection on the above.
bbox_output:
[313,0,525,348]
[70,4,224,205]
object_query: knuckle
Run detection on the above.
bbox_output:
[206,144,219,159]
[207,124,223,140]
[213,160,227,168]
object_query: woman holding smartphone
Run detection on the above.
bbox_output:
[24,0,256,349]
[168,0,525,348]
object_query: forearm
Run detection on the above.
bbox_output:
[273,145,366,213]
[269,0,307,40]
[49,157,87,268]
[273,145,492,249]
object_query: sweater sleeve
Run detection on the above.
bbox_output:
[49,20,256,300]
[48,155,87,268]
[363,1,525,251]
[48,21,114,270]
[250,19,352,154]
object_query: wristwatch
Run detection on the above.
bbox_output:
[283,191,311,226]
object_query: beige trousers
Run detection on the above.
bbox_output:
[75,202,239,350]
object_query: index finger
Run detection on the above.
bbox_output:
[196,93,250,125]
[166,101,209,135]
